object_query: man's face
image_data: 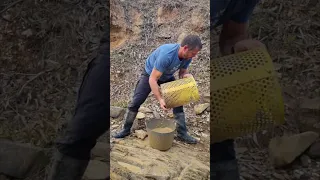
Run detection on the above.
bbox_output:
[182,46,200,59]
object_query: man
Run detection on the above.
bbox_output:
[210,0,265,179]
[47,32,110,180]
[113,34,202,144]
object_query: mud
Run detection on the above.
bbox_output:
[152,127,174,133]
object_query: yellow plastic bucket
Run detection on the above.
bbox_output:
[211,47,285,143]
[160,77,200,108]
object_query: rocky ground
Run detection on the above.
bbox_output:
[0,0,319,180]
[110,0,210,179]
[110,0,320,179]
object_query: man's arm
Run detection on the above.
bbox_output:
[149,68,168,110]
[219,0,260,55]
[149,68,163,102]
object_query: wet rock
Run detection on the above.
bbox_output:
[269,131,319,167]
[136,112,145,119]
[84,160,109,180]
[0,140,49,178]
[110,106,125,118]
[134,130,148,140]
[307,140,320,158]
[194,103,210,115]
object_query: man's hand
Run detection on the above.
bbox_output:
[233,39,266,53]
[182,73,193,78]
[159,98,168,111]
[149,68,170,111]
[179,68,193,79]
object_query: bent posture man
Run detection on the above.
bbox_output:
[210,0,265,179]
[113,34,202,144]
[47,32,110,180]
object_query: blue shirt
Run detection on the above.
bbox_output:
[145,44,192,81]
[211,0,260,28]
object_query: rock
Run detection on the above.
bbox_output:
[269,131,319,167]
[21,29,33,37]
[136,112,145,119]
[168,113,174,118]
[194,103,210,115]
[300,155,311,167]
[111,124,119,129]
[138,107,152,113]
[206,104,210,112]
[110,106,125,118]
[300,98,320,111]
[0,140,49,178]
[92,142,110,160]
[2,14,11,21]
[293,169,309,180]
[134,130,148,140]
[153,111,160,119]
[307,140,320,158]
[84,160,109,180]
[203,93,210,103]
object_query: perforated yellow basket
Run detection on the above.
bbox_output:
[160,77,200,108]
[211,47,285,143]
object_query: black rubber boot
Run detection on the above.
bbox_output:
[113,109,137,138]
[47,150,90,180]
[211,159,240,180]
[174,112,197,144]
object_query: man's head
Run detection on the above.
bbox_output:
[179,35,202,59]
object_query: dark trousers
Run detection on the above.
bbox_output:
[211,139,236,162]
[55,33,110,160]
[128,70,183,114]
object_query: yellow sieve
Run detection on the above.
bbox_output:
[211,47,285,143]
[160,77,200,108]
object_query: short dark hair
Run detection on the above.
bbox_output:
[181,35,202,50]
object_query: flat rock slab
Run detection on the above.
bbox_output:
[84,160,109,180]
[0,139,49,178]
[110,137,210,179]
[92,142,110,161]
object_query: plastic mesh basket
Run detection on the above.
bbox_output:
[211,47,285,143]
[160,77,200,108]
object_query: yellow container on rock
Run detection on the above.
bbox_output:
[160,76,200,108]
[211,47,285,143]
